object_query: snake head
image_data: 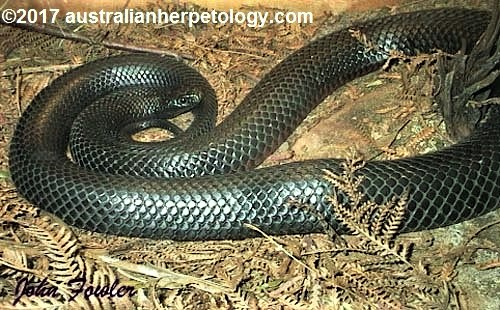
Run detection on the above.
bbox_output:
[168,90,202,110]
[155,89,204,120]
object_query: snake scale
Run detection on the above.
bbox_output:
[9,8,500,240]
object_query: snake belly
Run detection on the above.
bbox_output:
[8,8,500,240]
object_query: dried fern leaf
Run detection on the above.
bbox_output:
[22,216,82,288]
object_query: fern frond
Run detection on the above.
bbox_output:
[0,296,64,310]
[22,216,83,295]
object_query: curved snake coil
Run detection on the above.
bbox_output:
[9,8,500,240]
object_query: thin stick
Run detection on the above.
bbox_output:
[15,66,21,116]
[244,223,317,275]
[0,63,81,77]
[0,20,195,60]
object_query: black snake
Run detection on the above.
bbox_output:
[8,8,500,240]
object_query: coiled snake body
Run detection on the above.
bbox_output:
[9,8,500,240]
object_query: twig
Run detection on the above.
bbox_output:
[0,20,195,60]
[99,255,231,294]
[244,223,317,275]
[14,66,21,116]
[0,63,81,77]
[192,42,267,59]
[463,219,500,248]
